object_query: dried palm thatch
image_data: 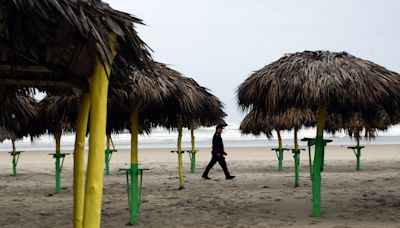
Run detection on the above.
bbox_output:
[0,0,153,92]
[237,50,400,123]
[154,71,226,129]
[109,61,180,116]
[241,107,394,140]
[188,81,226,129]
[0,89,39,141]
[326,110,394,139]
[240,108,315,137]
[109,60,226,130]
[35,94,81,136]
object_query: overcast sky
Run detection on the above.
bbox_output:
[104,0,400,123]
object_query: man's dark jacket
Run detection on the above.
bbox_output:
[212,132,225,156]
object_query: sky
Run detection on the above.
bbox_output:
[104,0,400,123]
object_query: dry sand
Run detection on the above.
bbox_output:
[0,144,400,227]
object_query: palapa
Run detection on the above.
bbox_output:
[1,1,154,227]
[0,89,39,176]
[237,50,400,217]
[0,0,153,92]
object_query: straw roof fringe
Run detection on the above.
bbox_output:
[0,90,39,141]
[1,0,153,92]
[240,108,395,140]
[237,51,400,123]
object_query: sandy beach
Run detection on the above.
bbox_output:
[0,144,399,228]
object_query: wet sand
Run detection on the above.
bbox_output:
[0,145,400,227]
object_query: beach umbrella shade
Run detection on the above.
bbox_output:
[0,90,39,176]
[325,110,395,170]
[108,61,186,224]
[153,72,226,190]
[240,108,315,186]
[36,94,80,193]
[237,50,400,216]
[1,1,154,227]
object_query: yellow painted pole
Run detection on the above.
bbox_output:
[130,109,139,165]
[276,130,284,171]
[82,36,116,228]
[177,120,184,189]
[356,133,360,147]
[277,130,282,148]
[73,93,90,228]
[12,139,16,152]
[294,129,299,150]
[55,131,61,152]
[191,129,195,153]
[82,64,113,227]
[129,107,140,224]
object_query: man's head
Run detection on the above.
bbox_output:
[216,123,225,134]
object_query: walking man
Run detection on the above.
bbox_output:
[202,124,235,180]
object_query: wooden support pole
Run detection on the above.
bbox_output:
[73,93,91,228]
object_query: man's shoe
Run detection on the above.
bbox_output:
[202,175,211,180]
[226,176,235,180]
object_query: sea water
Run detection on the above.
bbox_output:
[1,123,400,152]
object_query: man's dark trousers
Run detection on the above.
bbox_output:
[203,155,231,177]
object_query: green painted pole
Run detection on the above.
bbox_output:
[55,132,62,193]
[294,151,300,187]
[105,136,111,176]
[356,135,361,171]
[278,148,284,171]
[277,130,283,171]
[130,107,140,224]
[56,155,61,193]
[190,129,196,173]
[11,139,16,176]
[130,164,139,224]
[294,129,300,187]
[312,103,327,217]
[177,122,185,189]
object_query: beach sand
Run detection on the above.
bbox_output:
[0,144,400,227]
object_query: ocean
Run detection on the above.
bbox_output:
[1,123,400,152]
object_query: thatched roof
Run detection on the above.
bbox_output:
[110,61,226,130]
[35,94,80,136]
[0,90,39,141]
[326,111,394,138]
[0,0,153,92]
[240,108,315,138]
[237,50,400,123]
[109,61,181,113]
[152,69,226,129]
[180,78,226,129]
[241,107,395,139]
